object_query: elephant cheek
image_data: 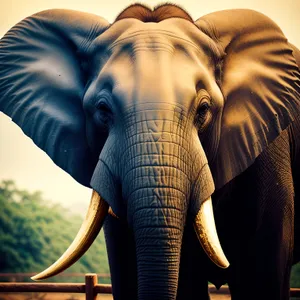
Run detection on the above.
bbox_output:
[85,118,107,159]
[90,158,123,217]
[190,163,215,215]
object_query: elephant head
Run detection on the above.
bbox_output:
[1,4,300,299]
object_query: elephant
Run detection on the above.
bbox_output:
[1,3,300,299]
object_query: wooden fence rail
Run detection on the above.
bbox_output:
[0,274,111,300]
[1,274,300,299]
[0,273,111,278]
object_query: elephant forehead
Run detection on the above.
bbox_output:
[91,18,216,60]
[110,29,199,50]
[96,46,211,109]
[85,19,219,110]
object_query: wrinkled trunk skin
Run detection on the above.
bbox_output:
[125,166,188,300]
[120,107,204,299]
[129,187,186,300]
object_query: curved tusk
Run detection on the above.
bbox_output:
[193,197,229,269]
[31,190,109,281]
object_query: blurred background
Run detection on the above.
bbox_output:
[1,0,300,299]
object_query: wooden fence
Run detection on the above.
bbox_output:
[1,274,300,299]
[0,274,110,300]
[0,272,110,282]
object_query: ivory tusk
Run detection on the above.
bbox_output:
[193,197,229,269]
[31,190,109,281]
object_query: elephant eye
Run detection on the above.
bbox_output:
[93,101,113,130]
[96,102,111,113]
[195,100,211,130]
[197,102,210,116]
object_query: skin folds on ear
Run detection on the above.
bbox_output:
[0,10,110,186]
[196,9,300,190]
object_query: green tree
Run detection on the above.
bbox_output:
[0,180,110,282]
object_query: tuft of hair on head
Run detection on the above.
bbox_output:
[115,2,193,23]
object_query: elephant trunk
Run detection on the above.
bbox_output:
[127,182,187,299]
[121,120,192,299]
[135,212,183,299]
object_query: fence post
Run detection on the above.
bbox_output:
[85,273,98,300]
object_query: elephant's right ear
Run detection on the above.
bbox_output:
[0,10,110,186]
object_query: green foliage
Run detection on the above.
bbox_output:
[291,264,300,287]
[0,180,110,283]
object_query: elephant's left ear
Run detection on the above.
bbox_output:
[0,10,110,186]
[196,9,300,189]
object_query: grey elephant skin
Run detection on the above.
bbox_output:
[1,3,300,300]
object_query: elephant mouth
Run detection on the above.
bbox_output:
[31,189,229,281]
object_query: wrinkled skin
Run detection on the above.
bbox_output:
[1,4,300,300]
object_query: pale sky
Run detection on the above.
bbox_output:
[0,0,300,213]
